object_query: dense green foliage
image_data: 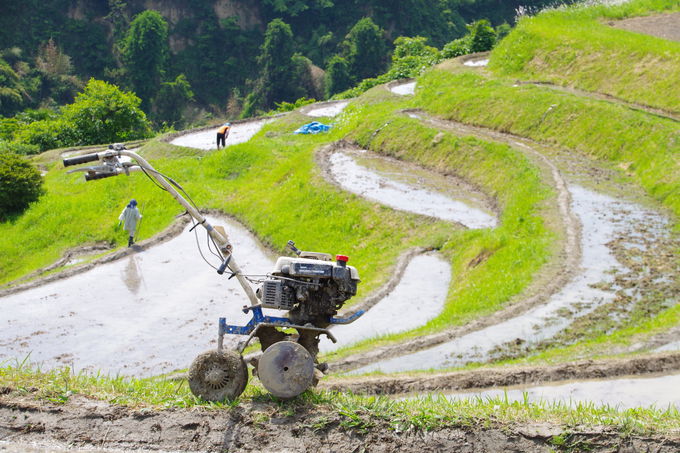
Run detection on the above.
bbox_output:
[334,20,507,99]
[0,152,43,220]
[0,59,24,116]
[242,19,299,117]
[154,74,194,128]
[344,18,388,81]
[0,0,560,121]
[324,55,352,98]
[14,79,151,151]
[122,11,170,112]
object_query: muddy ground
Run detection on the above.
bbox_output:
[321,351,680,395]
[610,12,680,43]
[1,393,679,453]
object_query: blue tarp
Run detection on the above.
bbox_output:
[294,121,331,134]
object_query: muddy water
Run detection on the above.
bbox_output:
[320,252,451,352]
[390,81,416,95]
[353,186,669,374]
[656,341,680,352]
[463,58,489,67]
[0,216,277,377]
[170,119,270,150]
[0,217,456,377]
[426,372,680,410]
[327,149,497,228]
[304,100,349,117]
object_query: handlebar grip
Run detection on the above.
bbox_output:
[217,255,232,275]
[84,171,118,181]
[63,153,100,167]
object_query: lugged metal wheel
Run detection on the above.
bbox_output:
[258,341,315,399]
[188,349,248,402]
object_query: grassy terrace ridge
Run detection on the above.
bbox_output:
[490,0,680,113]
[1,84,556,363]
[416,67,680,228]
[2,363,680,435]
[322,88,554,361]
[0,112,448,295]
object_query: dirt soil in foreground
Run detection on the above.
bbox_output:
[2,354,680,452]
[1,394,679,453]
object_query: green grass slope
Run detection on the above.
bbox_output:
[490,0,680,112]
[416,67,680,226]
[1,87,558,364]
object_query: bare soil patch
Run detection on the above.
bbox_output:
[321,351,680,396]
[1,394,679,452]
[609,12,680,43]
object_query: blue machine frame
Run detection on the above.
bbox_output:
[218,305,365,352]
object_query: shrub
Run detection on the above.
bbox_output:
[0,152,44,220]
[441,37,471,58]
[0,139,40,155]
[13,79,151,151]
[61,79,151,145]
[271,97,316,113]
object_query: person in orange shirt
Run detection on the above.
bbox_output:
[216,122,231,149]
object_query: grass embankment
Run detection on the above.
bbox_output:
[2,363,679,436]
[0,112,450,297]
[413,65,679,363]
[416,68,680,225]
[323,89,554,360]
[490,0,680,112]
[1,85,556,364]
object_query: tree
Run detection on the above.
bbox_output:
[154,74,194,128]
[344,17,387,82]
[262,0,333,16]
[35,39,83,106]
[0,152,43,220]
[122,10,169,111]
[242,19,298,116]
[324,55,351,98]
[387,36,441,79]
[18,79,151,150]
[468,19,496,53]
[61,79,151,144]
[0,58,26,116]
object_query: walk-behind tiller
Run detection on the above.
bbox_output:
[64,144,363,400]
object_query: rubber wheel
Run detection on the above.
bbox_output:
[258,341,315,399]
[188,349,248,402]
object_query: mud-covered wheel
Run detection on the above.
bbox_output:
[188,349,248,402]
[258,341,315,399]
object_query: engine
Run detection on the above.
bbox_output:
[257,252,360,327]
